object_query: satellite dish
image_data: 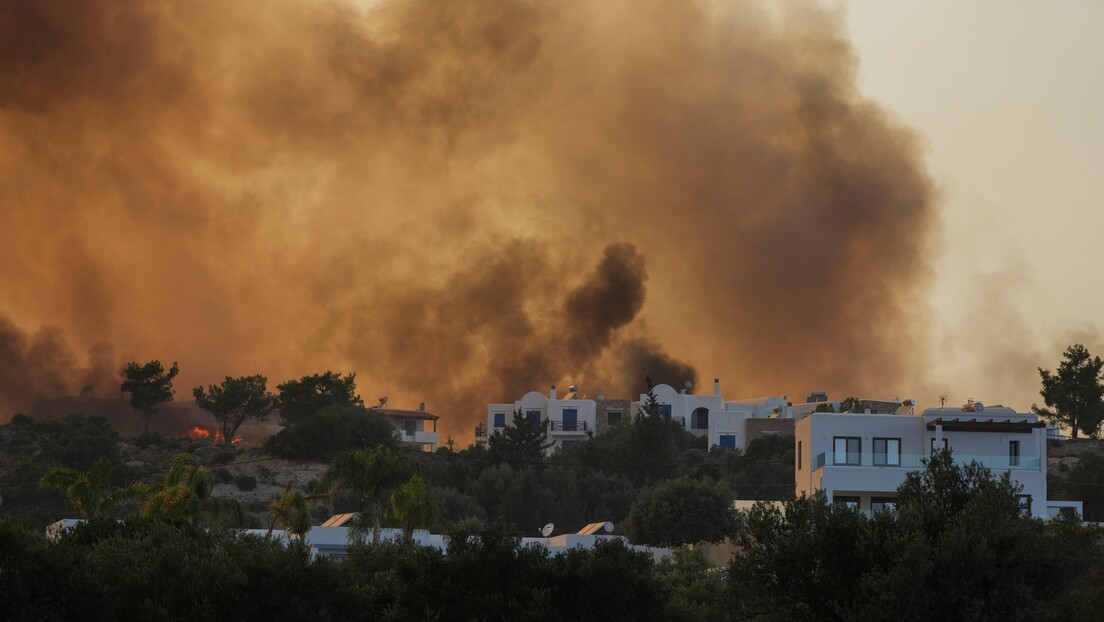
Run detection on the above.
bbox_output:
[603,521,614,533]
[541,523,555,537]
[376,396,389,408]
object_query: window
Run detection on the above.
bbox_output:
[402,420,416,436]
[1009,440,1020,467]
[526,410,541,432]
[798,441,803,470]
[873,438,901,466]
[607,411,622,426]
[719,435,737,450]
[834,496,860,510]
[871,497,897,512]
[691,407,710,429]
[1016,495,1032,517]
[660,404,672,418]
[930,437,948,455]
[833,437,861,466]
[493,412,506,428]
[562,408,578,431]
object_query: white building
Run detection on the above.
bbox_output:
[795,401,1082,519]
[478,379,803,453]
[639,380,796,451]
[373,405,439,452]
[480,386,597,453]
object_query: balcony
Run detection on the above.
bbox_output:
[475,423,488,440]
[400,429,438,446]
[549,420,589,433]
[812,452,1040,472]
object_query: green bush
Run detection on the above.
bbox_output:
[265,405,397,460]
[234,475,257,491]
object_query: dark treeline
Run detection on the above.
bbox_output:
[4,453,1104,621]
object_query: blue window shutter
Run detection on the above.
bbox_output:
[719,435,736,450]
[494,412,505,428]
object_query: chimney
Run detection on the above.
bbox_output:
[713,378,720,396]
[550,385,557,400]
[418,402,425,412]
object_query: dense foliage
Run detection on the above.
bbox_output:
[6,452,1104,621]
[264,404,399,460]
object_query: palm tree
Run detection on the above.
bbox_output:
[38,458,148,519]
[268,489,313,543]
[390,474,435,539]
[316,446,415,544]
[141,453,244,528]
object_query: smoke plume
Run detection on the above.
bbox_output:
[0,0,935,440]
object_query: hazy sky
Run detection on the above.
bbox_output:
[845,0,1104,409]
[1,0,1099,435]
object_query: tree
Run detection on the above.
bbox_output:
[838,396,862,413]
[1033,344,1104,439]
[38,458,148,519]
[276,371,362,427]
[487,408,553,468]
[623,476,735,547]
[264,404,398,461]
[120,360,179,435]
[193,374,276,444]
[316,446,416,543]
[390,475,435,539]
[141,453,244,527]
[268,489,313,542]
[638,378,663,420]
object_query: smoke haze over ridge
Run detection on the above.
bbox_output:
[0,0,935,439]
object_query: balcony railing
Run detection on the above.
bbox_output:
[550,420,589,432]
[812,452,1040,471]
[475,423,488,438]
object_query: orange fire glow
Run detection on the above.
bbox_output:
[184,427,243,444]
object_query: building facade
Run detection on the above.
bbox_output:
[795,402,1081,518]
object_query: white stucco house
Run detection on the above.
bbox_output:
[795,401,1082,519]
[638,380,800,451]
[480,386,597,453]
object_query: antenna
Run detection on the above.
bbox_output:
[938,394,947,407]
[541,523,555,537]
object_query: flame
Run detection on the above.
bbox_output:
[210,430,244,444]
[187,426,211,439]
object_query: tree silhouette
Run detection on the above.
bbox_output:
[38,458,148,519]
[317,446,416,544]
[141,453,243,527]
[120,360,179,435]
[193,374,276,443]
[1033,344,1104,439]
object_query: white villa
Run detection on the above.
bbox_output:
[481,385,598,453]
[795,401,1082,519]
[479,379,814,454]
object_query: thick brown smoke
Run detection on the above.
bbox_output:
[0,0,934,440]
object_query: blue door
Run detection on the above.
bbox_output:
[526,410,541,432]
[562,408,578,431]
[719,435,736,450]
